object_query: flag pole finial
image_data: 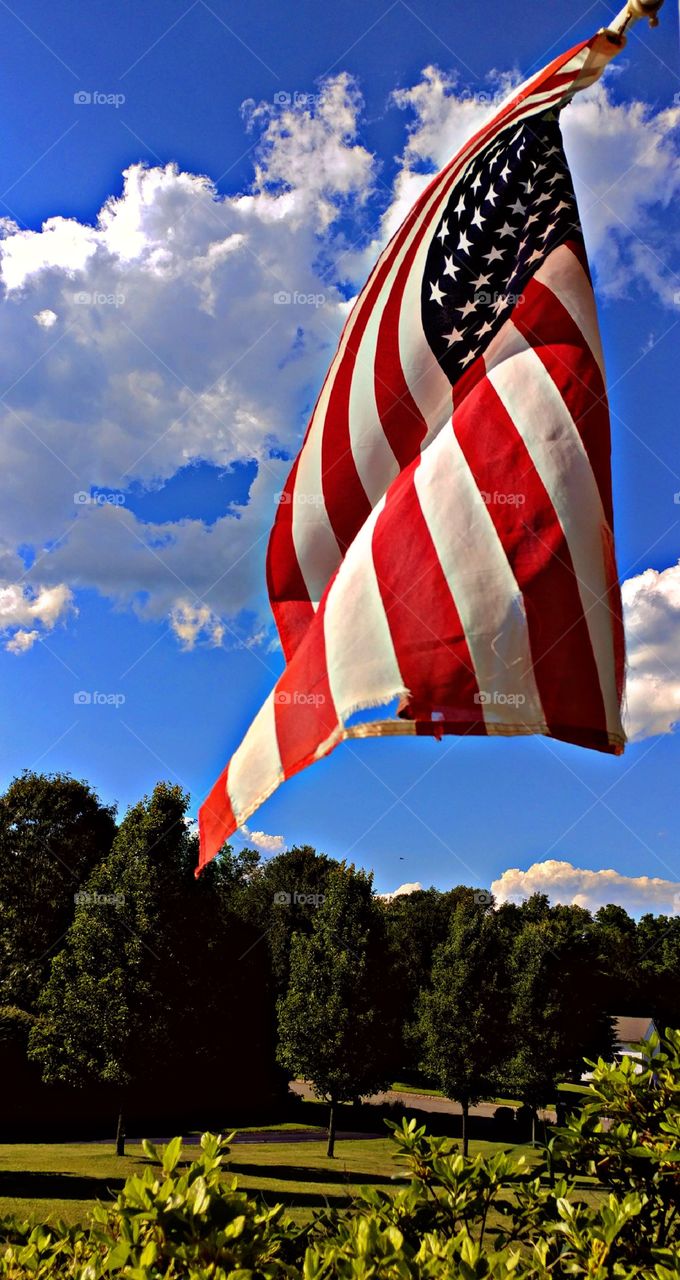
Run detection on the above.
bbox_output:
[602,0,664,39]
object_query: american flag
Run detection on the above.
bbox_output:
[198,31,626,873]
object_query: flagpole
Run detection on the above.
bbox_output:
[602,0,665,39]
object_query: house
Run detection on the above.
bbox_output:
[612,1015,658,1062]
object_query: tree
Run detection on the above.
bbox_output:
[382,886,474,1080]
[277,862,395,1157]
[30,781,277,1154]
[505,899,613,1141]
[0,771,116,1011]
[417,897,507,1155]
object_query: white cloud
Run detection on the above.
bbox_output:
[240,824,286,853]
[492,859,680,916]
[622,562,680,740]
[5,628,40,654]
[33,308,57,329]
[0,581,73,651]
[378,881,424,901]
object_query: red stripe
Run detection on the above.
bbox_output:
[274,616,338,780]
[266,454,315,663]
[452,375,609,740]
[372,448,483,724]
[512,264,614,526]
[197,763,236,875]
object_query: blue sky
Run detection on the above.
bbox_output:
[0,0,678,911]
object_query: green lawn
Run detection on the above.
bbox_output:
[0,1131,535,1229]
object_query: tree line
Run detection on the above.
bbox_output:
[1,770,679,1155]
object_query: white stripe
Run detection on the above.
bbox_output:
[534,244,606,379]
[486,344,622,737]
[414,421,546,730]
[227,691,283,825]
[324,496,406,719]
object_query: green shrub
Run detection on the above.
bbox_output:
[1,1030,679,1278]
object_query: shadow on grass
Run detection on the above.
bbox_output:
[228,1161,392,1186]
[0,1171,126,1202]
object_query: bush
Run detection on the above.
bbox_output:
[1,1030,679,1278]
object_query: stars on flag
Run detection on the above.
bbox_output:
[423,114,579,381]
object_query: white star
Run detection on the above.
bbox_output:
[509,198,526,216]
[443,255,459,279]
[442,326,465,346]
[436,219,449,243]
[493,295,511,315]
[471,271,491,288]
[460,349,477,367]
[471,172,483,193]
[497,221,516,238]
[547,173,562,187]
[457,298,478,318]
[470,206,485,230]
[526,212,540,226]
[545,144,560,157]
[510,127,523,143]
[429,279,446,305]
[540,221,557,240]
[483,244,504,263]
[534,162,547,175]
[458,230,472,253]
[499,162,511,182]
[476,319,493,338]
[517,143,525,157]
[522,179,534,194]
[534,191,551,206]
[485,184,498,206]
[554,200,571,213]
[526,248,544,266]
[454,193,466,216]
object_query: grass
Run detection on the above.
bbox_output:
[0,1131,536,1229]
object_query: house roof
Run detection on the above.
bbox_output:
[613,1015,655,1048]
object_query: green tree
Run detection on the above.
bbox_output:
[30,782,275,1154]
[417,897,507,1155]
[277,862,395,1157]
[0,771,116,1011]
[506,899,613,1140]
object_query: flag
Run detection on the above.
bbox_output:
[198,30,626,873]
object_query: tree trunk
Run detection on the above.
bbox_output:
[461,1097,469,1158]
[530,1108,538,1146]
[115,1105,126,1157]
[326,1099,337,1158]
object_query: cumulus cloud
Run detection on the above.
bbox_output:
[622,562,680,740]
[0,61,676,661]
[492,859,680,916]
[378,881,424,901]
[240,824,286,853]
[0,581,74,652]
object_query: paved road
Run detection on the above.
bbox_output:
[290,1082,556,1123]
